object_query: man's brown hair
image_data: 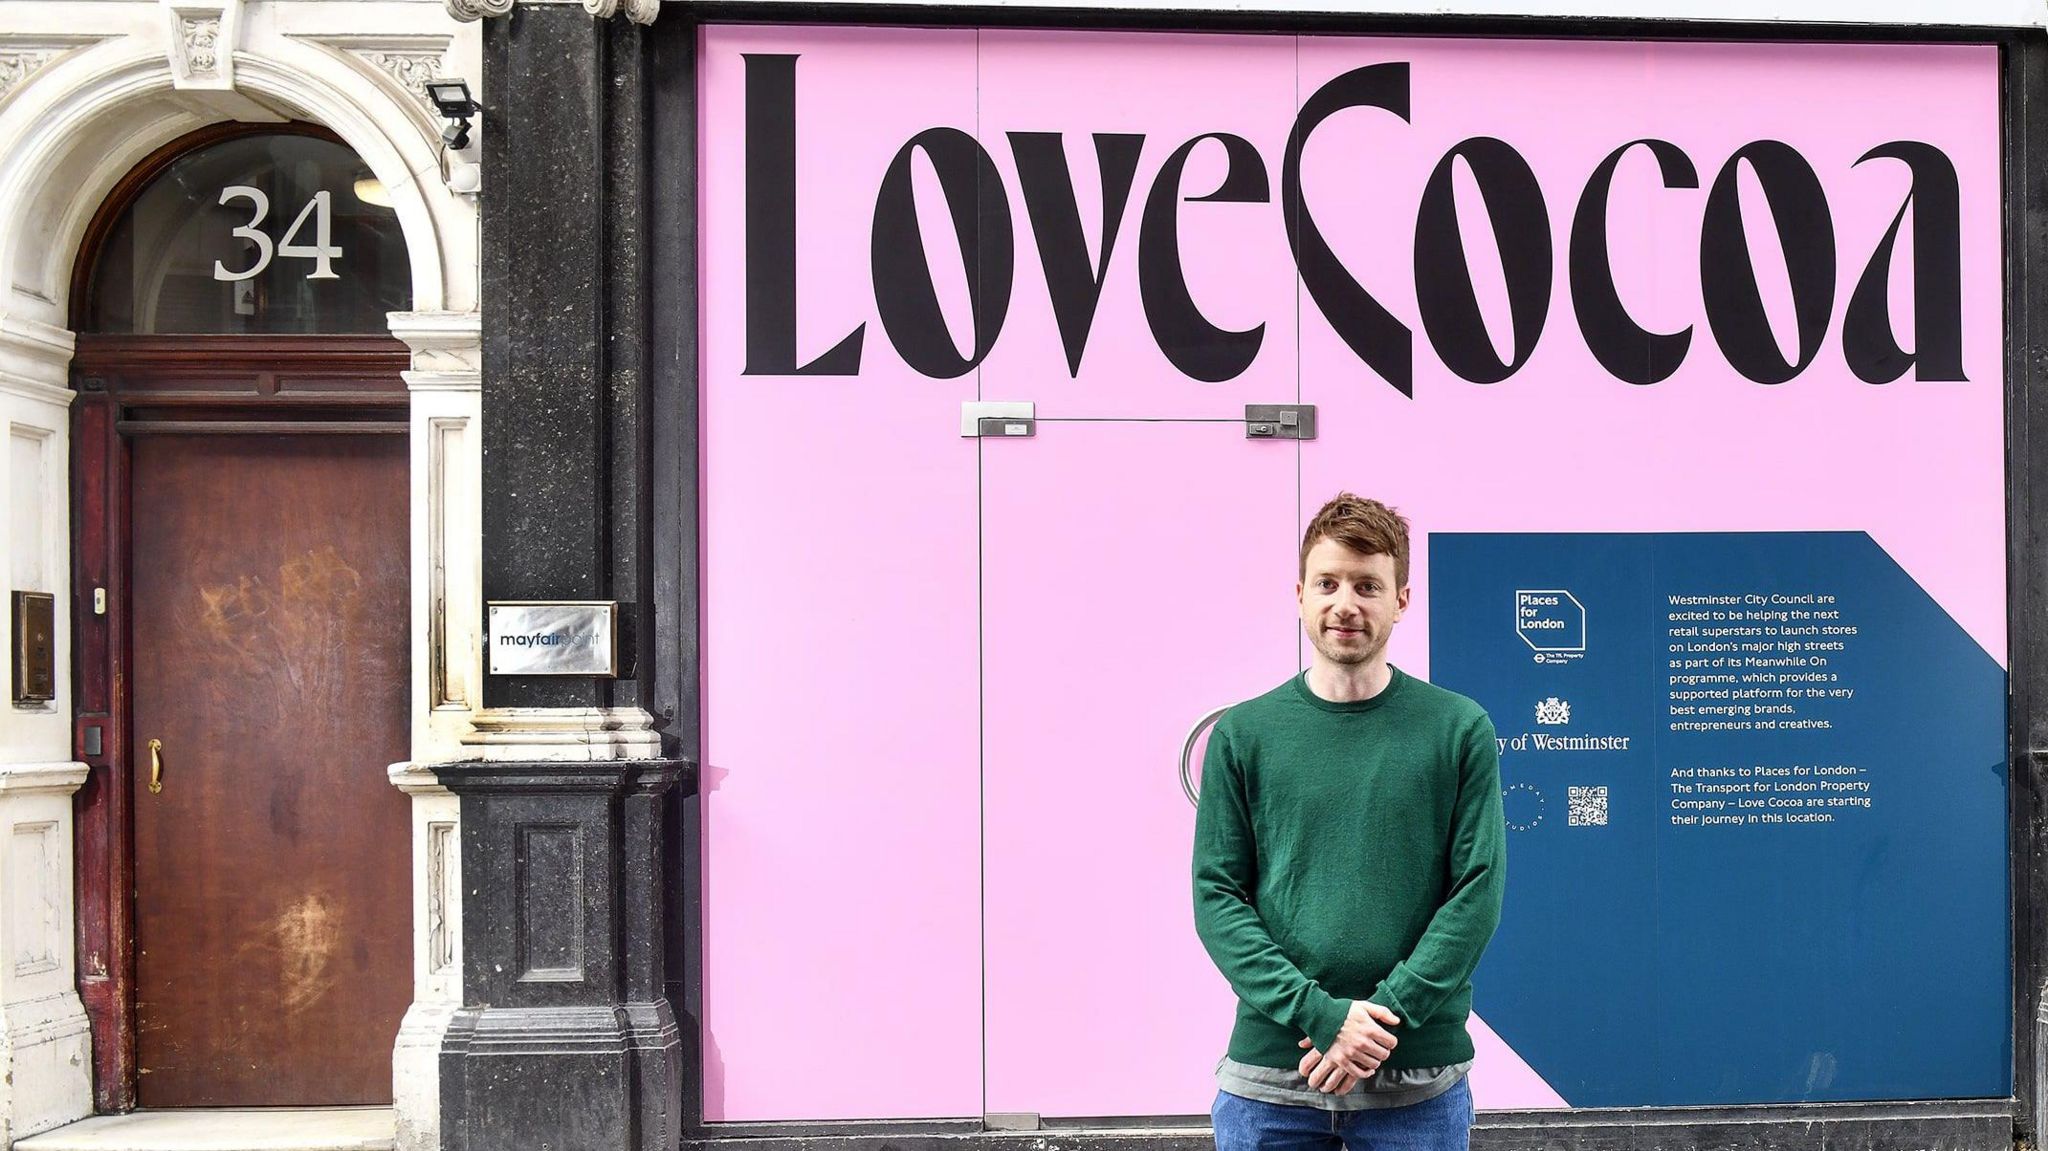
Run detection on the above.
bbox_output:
[1299,493,1411,587]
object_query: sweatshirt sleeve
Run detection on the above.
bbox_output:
[1366,711,1507,1029]
[1192,719,1354,1054]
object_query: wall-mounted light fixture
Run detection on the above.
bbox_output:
[426,78,479,151]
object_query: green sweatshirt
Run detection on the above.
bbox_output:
[1192,666,1506,1071]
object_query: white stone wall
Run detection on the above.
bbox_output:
[0,1,481,1146]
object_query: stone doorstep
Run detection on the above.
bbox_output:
[15,1108,394,1151]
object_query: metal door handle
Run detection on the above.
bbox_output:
[148,738,163,794]
[1180,705,1230,808]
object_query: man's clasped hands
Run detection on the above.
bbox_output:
[1296,1000,1404,1095]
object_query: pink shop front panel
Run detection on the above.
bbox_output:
[981,421,1298,1121]
[698,25,984,1123]
[697,21,2006,1125]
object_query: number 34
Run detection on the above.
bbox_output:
[212,185,343,282]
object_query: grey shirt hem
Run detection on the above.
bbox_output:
[1215,1056,1472,1112]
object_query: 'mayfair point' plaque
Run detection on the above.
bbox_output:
[486,601,618,676]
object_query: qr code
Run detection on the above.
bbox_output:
[1568,786,1608,827]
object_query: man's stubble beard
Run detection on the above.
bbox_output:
[1307,626,1387,668]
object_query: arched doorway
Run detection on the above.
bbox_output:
[69,122,414,1109]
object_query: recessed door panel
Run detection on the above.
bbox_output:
[982,421,1297,1119]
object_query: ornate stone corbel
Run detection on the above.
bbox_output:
[444,0,659,25]
[581,0,662,24]
[162,0,244,90]
[443,0,515,21]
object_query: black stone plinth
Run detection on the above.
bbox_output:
[437,758,688,1151]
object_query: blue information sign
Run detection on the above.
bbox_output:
[1431,532,2008,1107]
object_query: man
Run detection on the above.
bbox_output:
[1193,493,1506,1151]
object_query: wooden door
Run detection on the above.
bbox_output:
[129,432,411,1106]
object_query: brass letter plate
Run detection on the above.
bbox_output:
[12,591,53,703]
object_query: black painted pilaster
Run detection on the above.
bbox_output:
[480,2,656,712]
[2007,29,2048,1148]
[648,9,705,1136]
[448,7,684,1151]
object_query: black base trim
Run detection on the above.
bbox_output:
[684,1101,2013,1151]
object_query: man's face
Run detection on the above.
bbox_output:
[1297,539,1410,668]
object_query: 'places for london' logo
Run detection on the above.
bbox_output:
[1517,589,1586,664]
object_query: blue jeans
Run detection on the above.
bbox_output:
[1210,1079,1474,1151]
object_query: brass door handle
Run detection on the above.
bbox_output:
[148,738,163,794]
